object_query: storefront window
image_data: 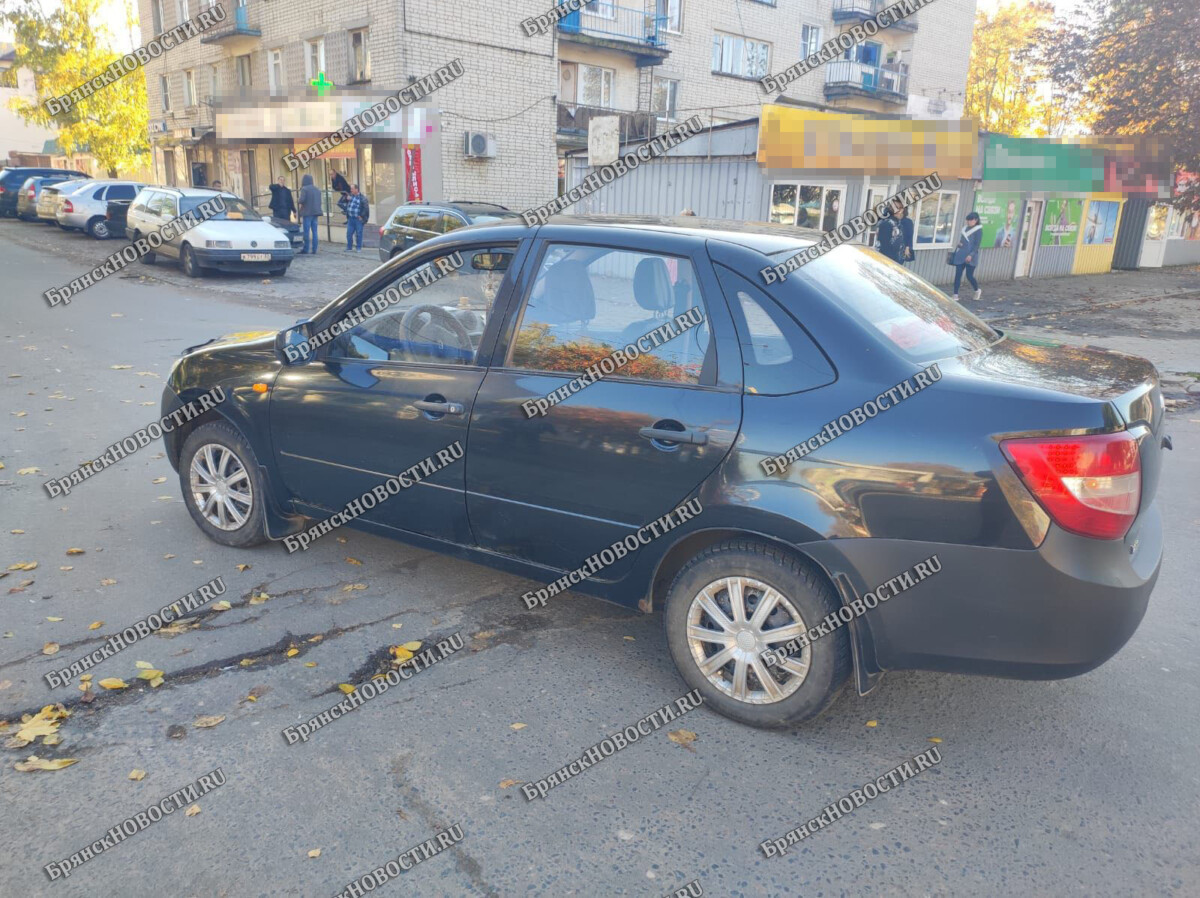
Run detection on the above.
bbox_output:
[770,183,843,230]
[915,190,958,245]
[1145,204,1168,241]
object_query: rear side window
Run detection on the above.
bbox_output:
[395,210,417,228]
[414,211,441,233]
[716,266,834,395]
[441,213,465,233]
[794,244,997,363]
[93,187,108,200]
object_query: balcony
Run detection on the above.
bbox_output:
[823,60,909,105]
[832,0,918,32]
[556,102,657,149]
[558,3,670,67]
[199,4,261,53]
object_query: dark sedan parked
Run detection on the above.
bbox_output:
[377,201,521,261]
[0,165,86,217]
[162,216,1165,727]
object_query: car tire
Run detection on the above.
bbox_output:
[664,539,851,728]
[181,243,204,278]
[87,217,110,239]
[131,231,155,264]
[179,421,269,548]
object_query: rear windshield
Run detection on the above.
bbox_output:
[786,244,998,362]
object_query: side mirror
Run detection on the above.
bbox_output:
[276,321,314,365]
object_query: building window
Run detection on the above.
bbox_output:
[349,29,370,82]
[584,1,615,20]
[235,54,252,88]
[268,49,283,94]
[209,64,219,102]
[151,0,164,34]
[657,0,681,33]
[712,33,770,79]
[652,77,678,123]
[305,39,326,82]
[770,183,843,231]
[914,190,959,245]
[577,64,614,107]
[177,0,188,24]
[184,69,197,107]
[801,23,821,58]
[160,74,171,112]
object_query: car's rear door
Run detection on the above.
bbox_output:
[465,230,743,579]
[269,240,528,544]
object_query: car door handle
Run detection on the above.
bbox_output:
[639,426,708,446]
[414,399,465,416]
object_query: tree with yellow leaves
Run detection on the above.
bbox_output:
[964,1,1055,135]
[3,0,149,178]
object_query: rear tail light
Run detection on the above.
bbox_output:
[62,200,73,213]
[1001,432,1140,540]
[379,226,384,236]
[28,187,36,198]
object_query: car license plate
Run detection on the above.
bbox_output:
[241,252,270,261]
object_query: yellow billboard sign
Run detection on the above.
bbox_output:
[757,105,976,180]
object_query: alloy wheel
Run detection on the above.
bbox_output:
[686,576,812,704]
[189,443,253,531]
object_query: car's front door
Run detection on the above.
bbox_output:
[465,234,743,579]
[269,241,526,544]
[156,193,182,258]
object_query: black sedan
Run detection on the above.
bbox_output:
[161,216,1165,728]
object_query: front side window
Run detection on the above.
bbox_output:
[793,245,997,363]
[510,245,710,386]
[915,190,958,245]
[712,32,770,79]
[160,195,179,218]
[327,248,514,366]
[441,213,466,233]
[413,211,441,234]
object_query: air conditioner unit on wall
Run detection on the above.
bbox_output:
[464,132,497,159]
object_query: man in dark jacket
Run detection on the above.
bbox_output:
[951,211,983,301]
[343,184,369,252]
[297,174,322,255]
[268,177,296,222]
[894,204,914,265]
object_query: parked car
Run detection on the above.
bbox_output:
[162,217,1165,728]
[56,180,145,238]
[0,166,86,217]
[126,186,294,277]
[377,201,521,261]
[17,175,83,221]
[105,198,132,239]
[34,177,93,224]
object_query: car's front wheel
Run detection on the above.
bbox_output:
[664,540,850,728]
[181,243,203,278]
[179,422,268,547]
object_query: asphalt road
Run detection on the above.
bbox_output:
[1,231,1199,898]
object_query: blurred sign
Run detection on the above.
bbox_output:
[292,138,355,160]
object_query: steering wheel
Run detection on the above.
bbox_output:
[398,304,473,356]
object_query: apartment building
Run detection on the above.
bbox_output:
[136,0,976,219]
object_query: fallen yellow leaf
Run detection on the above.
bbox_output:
[60,566,73,571]
[42,733,62,746]
[185,804,200,817]
[152,477,166,484]
[345,557,362,565]
[88,621,103,630]
[149,677,164,688]
[136,669,164,681]
[239,658,258,667]
[16,467,41,475]
[98,678,127,689]
[308,634,324,643]
[42,642,59,655]
[866,720,878,728]
[499,779,523,789]
[928,737,943,744]
[236,563,251,572]
[510,723,527,730]
[129,769,146,781]
[193,715,225,728]
[65,548,85,555]
[304,662,317,668]
[15,755,78,772]
[211,600,232,611]
[667,729,698,752]
[110,364,132,369]
[79,674,92,682]
[9,562,37,571]
[401,641,422,652]
[135,661,154,669]
[390,648,413,663]
[10,529,23,534]
[248,591,269,605]
[307,849,321,859]
[46,616,63,622]
[338,684,356,694]
[342,583,366,591]
[100,578,116,586]
[163,554,176,559]
[286,648,299,657]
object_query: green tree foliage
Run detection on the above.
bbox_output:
[3,0,148,177]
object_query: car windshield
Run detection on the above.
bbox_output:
[786,244,999,363]
[180,196,262,221]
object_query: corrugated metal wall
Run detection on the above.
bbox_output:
[1029,244,1076,278]
[1113,198,1150,270]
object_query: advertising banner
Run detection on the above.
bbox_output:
[1040,198,1082,246]
[974,191,1021,248]
[1083,200,1120,245]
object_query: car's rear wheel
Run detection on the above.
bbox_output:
[131,231,155,264]
[664,539,850,728]
[179,422,268,547]
[181,243,203,278]
[87,216,110,239]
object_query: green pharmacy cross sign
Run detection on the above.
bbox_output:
[310,72,333,96]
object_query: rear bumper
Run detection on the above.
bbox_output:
[57,212,92,229]
[192,247,294,271]
[816,502,1162,679]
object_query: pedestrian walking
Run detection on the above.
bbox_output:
[344,184,369,252]
[950,211,983,301]
[297,173,322,255]
[267,176,296,223]
[894,203,914,265]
